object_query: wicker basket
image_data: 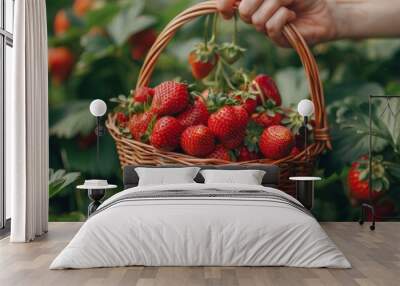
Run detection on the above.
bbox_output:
[106,0,331,196]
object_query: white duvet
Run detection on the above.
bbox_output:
[50,183,351,269]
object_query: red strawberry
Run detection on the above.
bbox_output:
[133,86,154,103]
[221,129,245,149]
[151,81,189,116]
[237,146,259,161]
[129,29,157,60]
[73,0,93,17]
[208,106,248,140]
[188,51,218,80]
[129,111,155,142]
[208,106,237,139]
[252,112,283,128]
[259,125,294,159]
[150,116,184,151]
[177,99,209,128]
[207,145,232,161]
[48,47,74,83]
[253,74,281,106]
[290,146,301,156]
[242,98,257,114]
[348,156,388,201]
[116,112,129,127]
[233,105,249,128]
[180,125,215,157]
[54,10,70,36]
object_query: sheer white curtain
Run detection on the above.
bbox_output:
[7,0,49,242]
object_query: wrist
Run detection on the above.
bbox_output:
[327,0,366,40]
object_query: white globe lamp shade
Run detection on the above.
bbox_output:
[297,99,314,117]
[90,99,107,117]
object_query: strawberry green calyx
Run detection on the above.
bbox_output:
[244,121,264,153]
[356,156,390,192]
[282,108,312,135]
[219,42,245,65]
[191,42,218,64]
[203,89,238,113]
[110,94,146,115]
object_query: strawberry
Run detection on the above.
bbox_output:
[237,146,259,161]
[208,105,248,140]
[253,74,281,106]
[259,125,294,159]
[177,99,209,128]
[208,106,236,139]
[232,105,249,128]
[180,125,215,157]
[188,43,218,80]
[290,146,301,156]
[116,112,129,127]
[152,81,189,116]
[348,156,388,201]
[149,116,184,151]
[54,10,70,36]
[241,98,257,114]
[73,0,93,17]
[129,29,157,60]
[48,47,74,83]
[129,111,155,142]
[207,145,233,161]
[221,129,245,149]
[252,112,283,128]
[133,86,154,104]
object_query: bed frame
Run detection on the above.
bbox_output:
[123,164,280,190]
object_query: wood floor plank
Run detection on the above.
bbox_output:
[0,222,399,286]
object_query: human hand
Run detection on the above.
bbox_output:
[216,0,338,47]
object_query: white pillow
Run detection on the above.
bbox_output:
[200,169,266,185]
[135,167,200,186]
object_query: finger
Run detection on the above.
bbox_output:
[238,0,264,24]
[265,6,296,47]
[217,0,237,19]
[251,0,293,32]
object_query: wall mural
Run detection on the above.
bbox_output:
[47,0,400,222]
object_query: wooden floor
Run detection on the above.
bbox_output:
[0,222,399,286]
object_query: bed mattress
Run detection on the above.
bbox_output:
[50,183,351,269]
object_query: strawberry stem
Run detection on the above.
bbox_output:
[209,13,218,44]
[204,15,210,49]
[233,12,238,45]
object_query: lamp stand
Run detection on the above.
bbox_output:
[94,116,105,165]
[304,116,309,161]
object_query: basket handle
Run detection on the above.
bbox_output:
[136,0,330,148]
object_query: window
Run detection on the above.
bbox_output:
[1,0,14,231]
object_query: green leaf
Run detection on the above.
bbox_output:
[60,133,120,178]
[49,169,80,199]
[107,0,156,46]
[325,82,384,105]
[50,101,96,139]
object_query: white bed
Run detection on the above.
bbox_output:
[50,182,351,269]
